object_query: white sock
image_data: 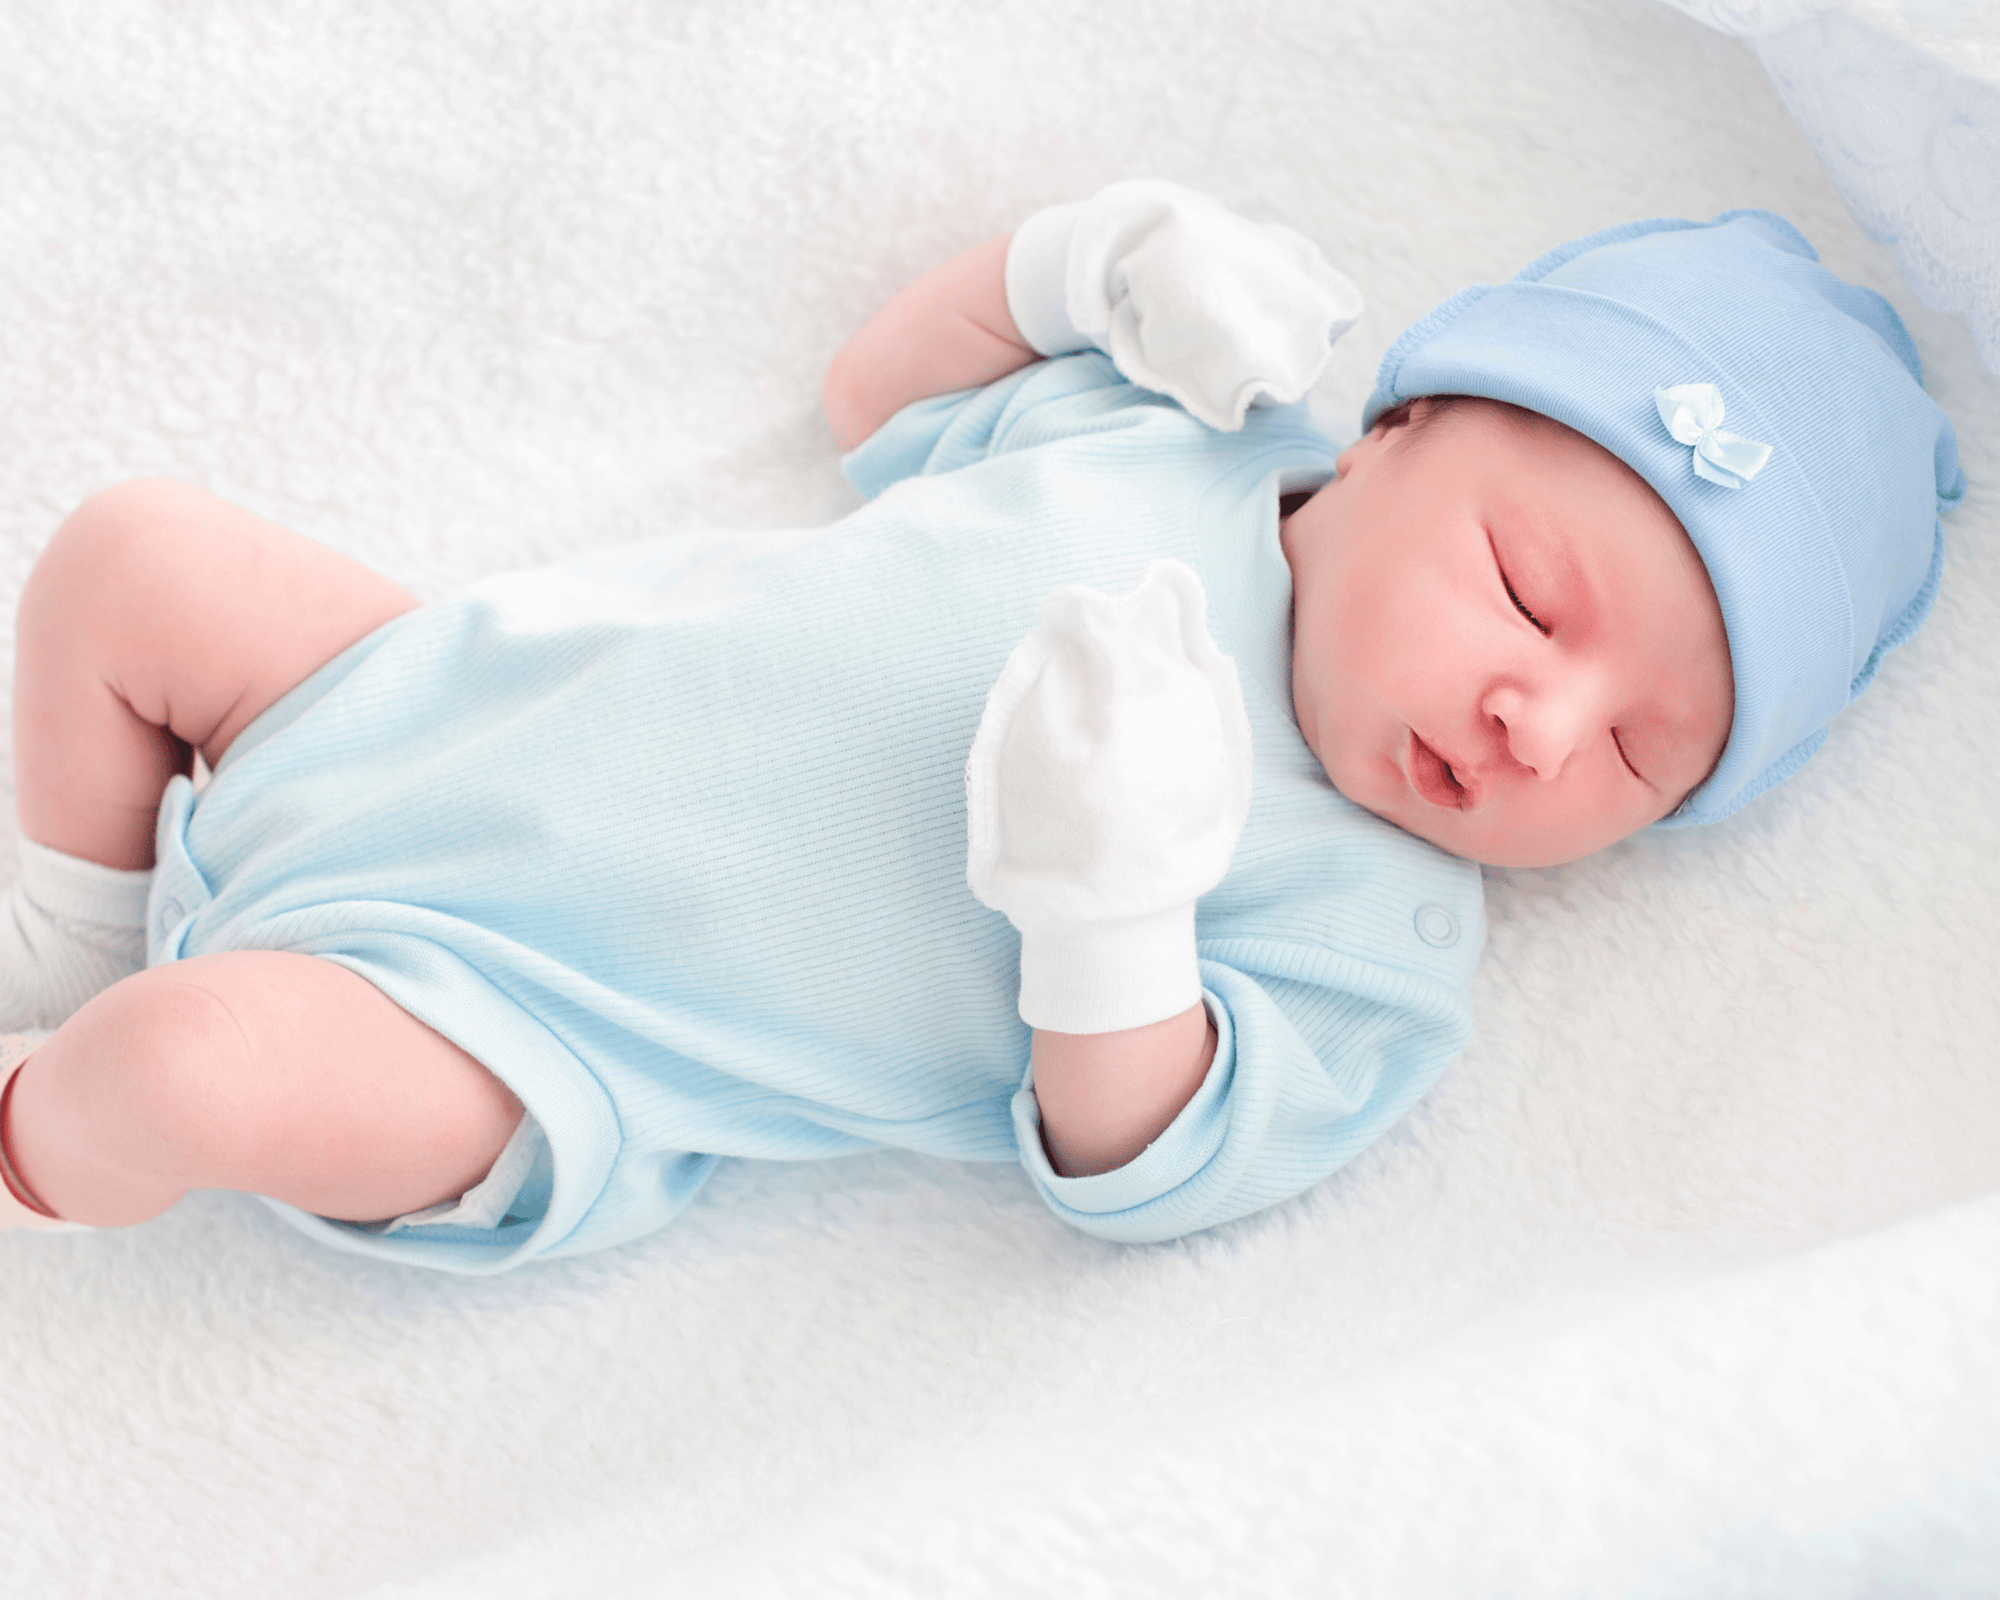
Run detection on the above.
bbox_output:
[0,840,152,1032]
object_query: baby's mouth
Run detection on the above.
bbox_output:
[1407,730,1470,810]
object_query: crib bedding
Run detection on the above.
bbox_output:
[0,3,1994,1596]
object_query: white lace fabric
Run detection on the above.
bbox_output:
[1661,0,2000,373]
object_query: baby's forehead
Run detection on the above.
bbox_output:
[1390,395,1662,513]
[1401,393,1591,454]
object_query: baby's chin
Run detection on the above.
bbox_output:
[1388,812,1613,868]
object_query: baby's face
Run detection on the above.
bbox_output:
[1281,397,1733,868]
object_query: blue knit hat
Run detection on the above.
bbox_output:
[1363,211,1965,825]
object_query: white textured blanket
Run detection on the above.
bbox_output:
[0,4,1994,1597]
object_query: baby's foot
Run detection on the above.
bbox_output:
[0,840,150,1032]
[0,1033,84,1230]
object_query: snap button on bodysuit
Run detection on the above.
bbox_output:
[1414,903,1458,947]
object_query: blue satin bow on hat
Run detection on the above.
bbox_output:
[1655,383,1773,489]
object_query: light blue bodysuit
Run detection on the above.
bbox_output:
[146,354,1484,1274]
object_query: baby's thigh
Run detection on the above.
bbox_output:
[15,950,522,1225]
[21,479,420,766]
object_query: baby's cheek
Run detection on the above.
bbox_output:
[1494,773,1656,868]
[1328,575,1446,698]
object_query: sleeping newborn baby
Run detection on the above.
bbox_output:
[0,184,1961,1270]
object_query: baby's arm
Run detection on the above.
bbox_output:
[827,181,1359,453]
[1031,1007,1215,1176]
[967,562,1251,1181]
[821,235,1036,451]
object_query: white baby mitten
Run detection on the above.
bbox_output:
[966,560,1252,1035]
[0,839,151,1033]
[1004,178,1364,431]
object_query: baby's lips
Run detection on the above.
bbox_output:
[1407,730,1471,810]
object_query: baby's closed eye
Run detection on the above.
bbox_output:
[1487,532,1549,635]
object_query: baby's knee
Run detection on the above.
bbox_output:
[48,478,208,564]
[27,480,225,623]
[1,966,257,1225]
[50,966,258,1170]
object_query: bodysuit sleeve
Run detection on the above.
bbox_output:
[842,352,1182,500]
[1012,960,1473,1243]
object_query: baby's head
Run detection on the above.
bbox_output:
[1281,211,1964,868]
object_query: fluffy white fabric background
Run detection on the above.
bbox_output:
[0,3,1993,1597]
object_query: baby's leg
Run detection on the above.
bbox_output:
[15,478,420,870]
[3,951,522,1226]
[0,481,418,1031]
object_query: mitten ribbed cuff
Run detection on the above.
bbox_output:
[1004,201,1090,357]
[1016,904,1201,1035]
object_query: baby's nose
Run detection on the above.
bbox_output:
[1482,678,1598,781]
